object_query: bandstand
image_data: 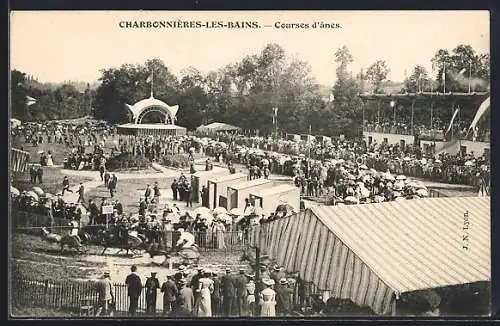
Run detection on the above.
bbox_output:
[117,95,186,136]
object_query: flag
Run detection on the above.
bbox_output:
[458,68,467,75]
[469,96,490,131]
[329,93,335,102]
[445,107,460,135]
[442,65,446,81]
[11,148,30,172]
[25,95,37,107]
[146,72,153,83]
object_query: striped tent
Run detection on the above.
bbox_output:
[249,197,490,314]
[11,148,31,172]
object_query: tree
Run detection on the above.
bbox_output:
[93,59,179,124]
[366,60,390,94]
[330,46,364,138]
[404,65,430,93]
[431,45,489,92]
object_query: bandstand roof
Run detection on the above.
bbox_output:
[126,96,179,121]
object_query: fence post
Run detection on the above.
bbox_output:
[44,279,49,306]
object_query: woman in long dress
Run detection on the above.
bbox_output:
[215,220,226,249]
[46,151,54,167]
[259,278,276,317]
[197,272,214,317]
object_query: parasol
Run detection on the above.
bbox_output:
[194,207,211,215]
[395,196,406,202]
[32,186,45,196]
[416,189,429,197]
[344,196,359,205]
[359,164,368,170]
[403,157,412,161]
[37,150,45,155]
[216,213,232,224]
[213,207,227,215]
[25,191,39,201]
[10,186,20,197]
[229,208,244,216]
[396,175,407,180]
[464,161,474,167]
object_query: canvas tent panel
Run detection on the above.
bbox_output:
[249,197,490,315]
[312,197,490,293]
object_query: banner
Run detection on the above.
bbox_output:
[469,96,490,131]
[445,107,460,135]
[11,148,31,172]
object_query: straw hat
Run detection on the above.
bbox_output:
[279,278,288,285]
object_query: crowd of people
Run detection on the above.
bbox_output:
[98,263,310,317]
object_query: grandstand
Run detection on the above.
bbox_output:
[360,92,490,157]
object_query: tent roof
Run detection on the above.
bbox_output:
[197,122,242,132]
[249,196,490,314]
[310,197,490,294]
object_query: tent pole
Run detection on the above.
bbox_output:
[392,292,400,316]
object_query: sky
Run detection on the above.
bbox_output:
[10,11,489,86]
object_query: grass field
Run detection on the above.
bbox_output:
[12,167,94,196]
[86,177,178,213]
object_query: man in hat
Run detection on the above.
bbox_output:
[190,267,204,314]
[77,182,85,203]
[144,184,152,204]
[96,271,114,316]
[171,179,178,201]
[145,271,160,315]
[153,181,161,203]
[276,278,293,316]
[211,270,221,316]
[234,268,248,316]
[125,265,142,316]
[270,265,285,286]
[62,176,73,195]
[161,273,179,315]
[221,267,236,316]
[177,278,195,313]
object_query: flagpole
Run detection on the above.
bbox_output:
[468,61,472,94]
[150,69,154,98]
[444,63,447,93]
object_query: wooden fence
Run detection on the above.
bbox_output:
[11,276,153,315]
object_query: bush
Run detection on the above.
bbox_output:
[106,153,152,171]
[161,154,191,169]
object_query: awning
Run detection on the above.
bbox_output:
[197,122,242,132]
[249,197,490,314]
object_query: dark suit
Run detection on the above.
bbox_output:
[221,274,236,316]
[145,276,160,314]
[234,274,248,316]
[276,285,293,316]
[211,277,221,316]
[161,279,179,314]
[125,272,142,316]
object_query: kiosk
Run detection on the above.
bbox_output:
[249,184,300,216]
[226,178,274,210]
[207,173,248,209]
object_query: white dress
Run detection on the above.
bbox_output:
[46,154,54,167]
[197,277,214,317]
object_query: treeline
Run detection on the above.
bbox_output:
[11,70,94,122]
[11,43,489,138]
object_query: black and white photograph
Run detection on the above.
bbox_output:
[8,10,491,318]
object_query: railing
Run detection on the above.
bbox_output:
[11,276,154,316]
[12,209,249,252]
